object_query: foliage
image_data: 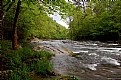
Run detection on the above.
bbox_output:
[69,1,121,41]
[3,1,68,41]
[2,0,72,50]
[1,41,53,80]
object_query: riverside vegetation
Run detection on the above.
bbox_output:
[1,0,77,79]
[0,40,53,80]
[0,40,79,80]
[1,0,121,80]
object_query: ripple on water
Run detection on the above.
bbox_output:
[101,57,120,66]
[88,53,98,56]
[39,40,121,79]
[84,63,98,71]
[73,51,88,54]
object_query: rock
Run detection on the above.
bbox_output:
[33,45,44,51]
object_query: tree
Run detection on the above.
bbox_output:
[0,0,4,40]
[69,0,121,41]
[12,0,21,50]
[1,0,15,40]
[3,0,72,49]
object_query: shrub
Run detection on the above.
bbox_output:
[1,41,53,80]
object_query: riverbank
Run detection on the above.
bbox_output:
[0,40,54,80]
[33,39,121,80]
[0,40,78,80]
[1,39,121,80]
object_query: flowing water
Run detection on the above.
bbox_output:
[32,40,121,80]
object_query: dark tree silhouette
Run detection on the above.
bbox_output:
[12,0,21,50]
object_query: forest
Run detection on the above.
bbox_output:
[69,0,121,41]
[0,0,121,80]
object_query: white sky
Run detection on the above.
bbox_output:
[50,14,69,29]
[48,0,74,29]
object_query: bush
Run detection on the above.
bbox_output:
[0,40,12,54]
[1,41,53,80]
[10,65,31,80]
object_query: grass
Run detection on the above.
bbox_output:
[0,40,79,80]
[0,40,53,80]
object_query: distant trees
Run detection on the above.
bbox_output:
[69,0,121,41]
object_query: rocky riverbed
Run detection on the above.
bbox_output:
[31,39,121,80]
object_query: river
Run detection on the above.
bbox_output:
[31,39,121,80]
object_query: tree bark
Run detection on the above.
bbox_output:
[12,0,21,50]
[0,0,4,40]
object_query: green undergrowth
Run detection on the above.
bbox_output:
[0,40,79,80]
[0,40,53,80]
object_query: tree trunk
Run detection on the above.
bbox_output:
[0,0,4,40]
[12,0,21,50]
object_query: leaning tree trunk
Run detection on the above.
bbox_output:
[0,0,4,40]
[12,0,21,50]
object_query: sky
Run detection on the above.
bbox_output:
[49,0,72,29]
[50,14,69,29]
[49,0,74,29]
